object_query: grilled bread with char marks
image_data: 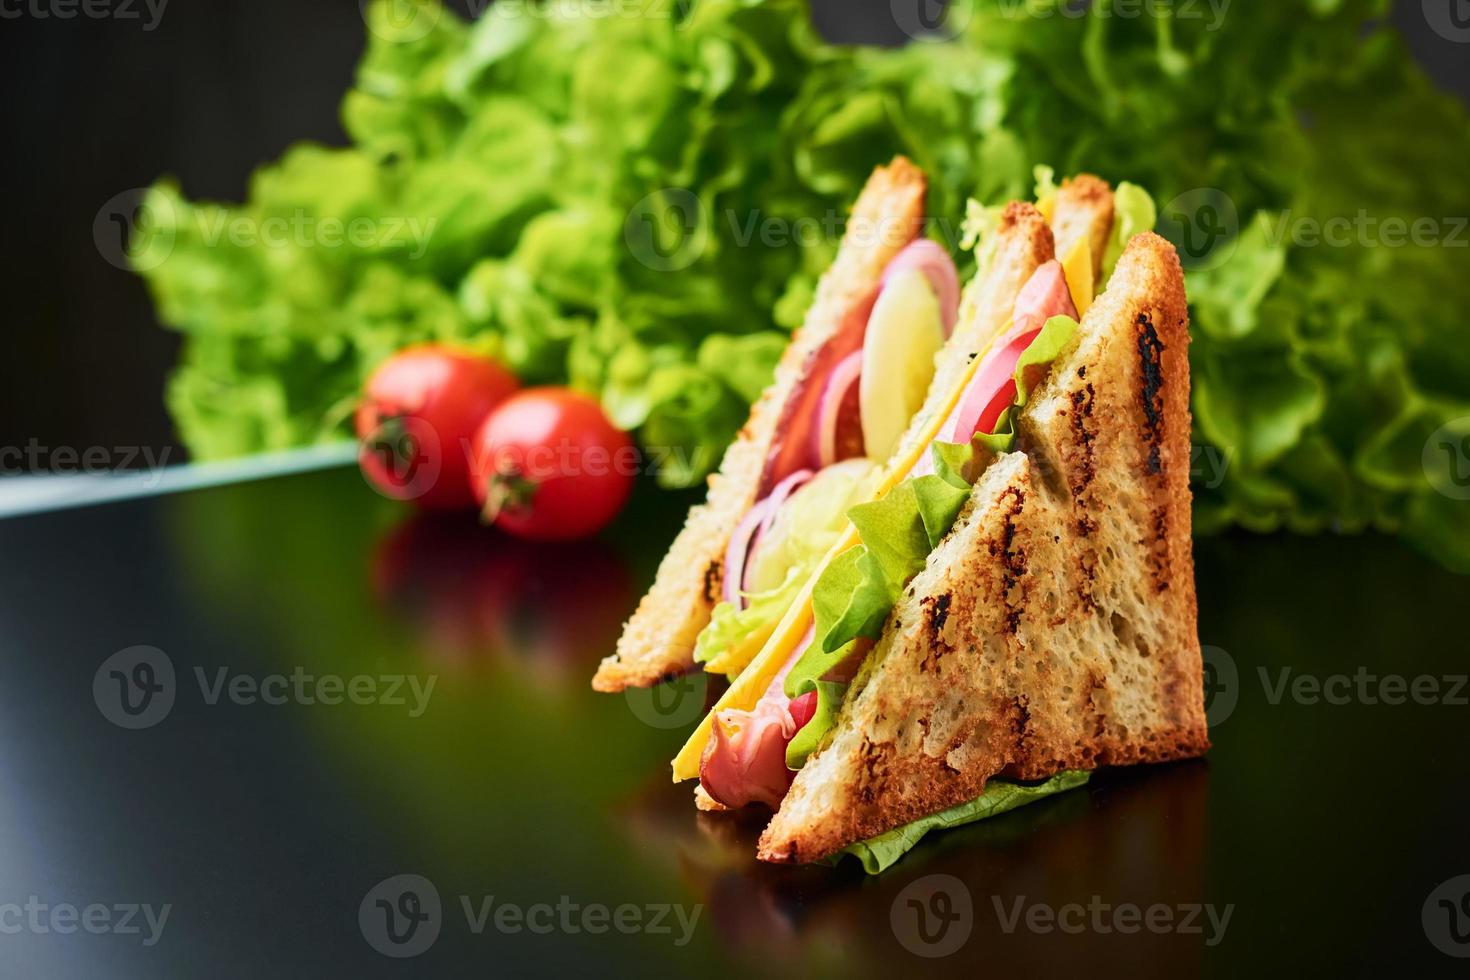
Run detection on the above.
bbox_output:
[759,233,1206,864]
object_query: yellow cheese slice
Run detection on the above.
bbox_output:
[1037,193,1056,224]
[671,318,1014,781]
[1061,237,1095,317]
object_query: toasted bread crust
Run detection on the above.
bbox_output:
[594,159,927,691]
[692,785,727,812]
[758,233,1205,864]
[1051,174,1115,279]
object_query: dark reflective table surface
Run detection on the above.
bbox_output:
[0,466,1466,977]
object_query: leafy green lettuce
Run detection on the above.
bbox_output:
[1103,182,1158,280]
[784,679,846,769]
[834,771,1091,874]
[137,0,1470,570]
[693,567,803,677]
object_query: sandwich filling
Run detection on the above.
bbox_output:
[695,240,961,679]
[700,258,1080,810]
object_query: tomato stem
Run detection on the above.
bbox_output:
[364,413,415,468]
[480,471,539,526]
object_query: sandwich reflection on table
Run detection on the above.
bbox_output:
[617,759,1209,974]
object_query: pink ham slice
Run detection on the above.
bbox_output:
[759,288,875,495]
[1011,258,1077,333]
[699,628,818,810]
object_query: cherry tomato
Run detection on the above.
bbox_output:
[356,346,519,510]
[471,388,636,541]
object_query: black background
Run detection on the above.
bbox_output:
[0,0,1466,464]
[0,464,1467,976]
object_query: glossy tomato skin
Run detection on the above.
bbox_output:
[356,346,518,510]
[471,388,636,541]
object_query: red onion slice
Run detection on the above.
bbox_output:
[756,469,814,541]
[881,239,961,336]
[723,498,771,608]
[723,469,814,608]
[743,469,814,597]
[812,350,864,469]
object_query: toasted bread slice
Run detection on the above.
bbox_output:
[1050,174,1115,281]
[758,233,1206,864]
[594,159,928,692]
